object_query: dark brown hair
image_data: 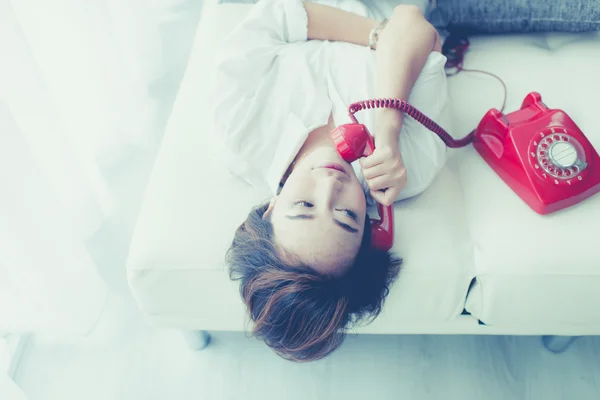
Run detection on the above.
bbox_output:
[226,202,402,362]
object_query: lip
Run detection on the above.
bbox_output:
[317,163,348,175]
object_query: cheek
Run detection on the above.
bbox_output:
[348,181,367,210]
[279,172,312,199]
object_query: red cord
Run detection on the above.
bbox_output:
[443,34,507,113]
[348,98,474,148]
[346,34,508,149]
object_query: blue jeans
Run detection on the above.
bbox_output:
[426,0,600,34]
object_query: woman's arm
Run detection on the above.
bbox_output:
[359,5,442,206]
[304,2,379,45]
[374,5,441,143]
[305,2,441,141]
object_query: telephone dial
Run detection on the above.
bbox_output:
[331,93,600,251]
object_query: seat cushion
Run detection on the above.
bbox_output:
[126,1,475,332]
[444,32,600,325]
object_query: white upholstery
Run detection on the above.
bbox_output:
[448,33,600,326]
[126,0,600,335]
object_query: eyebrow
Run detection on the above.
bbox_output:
[285,214,359,234]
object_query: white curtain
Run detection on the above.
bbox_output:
[0,375,28,400]
[1,336,27,399]
[0,0,199,335]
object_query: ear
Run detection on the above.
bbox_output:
[262,197,277,220]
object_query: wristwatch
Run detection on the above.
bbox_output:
[369,19,388,50]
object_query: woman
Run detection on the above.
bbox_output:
[214,0,447,361]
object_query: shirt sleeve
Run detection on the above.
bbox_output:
[213,0,310,191]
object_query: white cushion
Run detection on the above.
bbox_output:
[445,33,600,325]
[126,0,600,333]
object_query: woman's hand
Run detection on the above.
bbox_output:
[359,136,407,206]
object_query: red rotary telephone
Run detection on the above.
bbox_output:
[331,93,600,251]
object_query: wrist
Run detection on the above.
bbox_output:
[375,108,404,143]
[369,19,388,50]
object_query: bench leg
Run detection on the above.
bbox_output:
[182,330,211,351]
[542,335,578,353]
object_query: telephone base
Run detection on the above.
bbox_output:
[473,92,600,215]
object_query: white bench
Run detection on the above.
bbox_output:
[126,0,600,353]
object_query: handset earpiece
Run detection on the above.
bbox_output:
[330,124,372,163]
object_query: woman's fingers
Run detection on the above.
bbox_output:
[366,175,392,191]
[370,188,399,207]
[367,170,407,206]
[383,186,401,205]
[361,163,388,180]
[365,167,406,191]
[361,144,406,206]
[370,189,390,206]
[359,147,391,169]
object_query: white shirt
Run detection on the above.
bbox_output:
[214,0,448,203]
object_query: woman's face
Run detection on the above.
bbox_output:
[266,147,367,276]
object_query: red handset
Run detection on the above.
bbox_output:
[331,124,394,251]
[332,94,600,249]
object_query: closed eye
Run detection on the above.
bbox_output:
[285,213,358,234]
[288,202,359,233]
[293,200,313,208]
[336,208,358,223]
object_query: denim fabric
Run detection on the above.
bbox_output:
[426,0,600,34]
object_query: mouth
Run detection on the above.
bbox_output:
[316,163,348,175]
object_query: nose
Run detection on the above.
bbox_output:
[315,172,345,208]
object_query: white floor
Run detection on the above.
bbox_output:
[13,289,600,400]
